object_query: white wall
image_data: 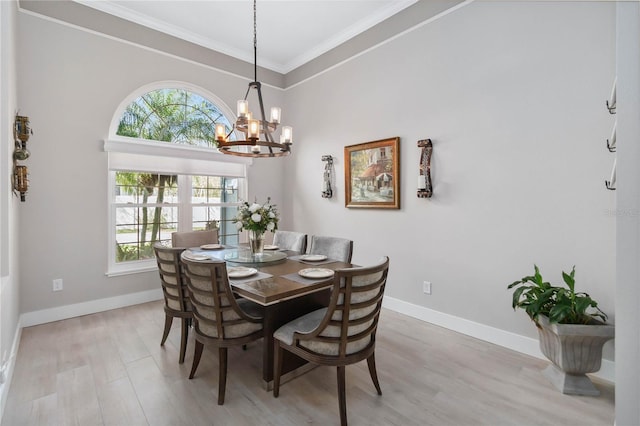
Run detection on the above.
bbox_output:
[15,12,285,316]
[286,1,616,356]
[615,2,640,424]
[0,0,22,418]
[10,0,625,402]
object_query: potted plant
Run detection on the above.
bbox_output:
[508,265,614,396]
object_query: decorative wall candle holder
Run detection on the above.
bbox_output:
[322,155,333,198]
[14,166,29,201]
[606,122,616,153]
[605,158,616,191]
[606,77,616,114]
[12,115,32,201]
[604,76,616,191]
[417,139,433,198]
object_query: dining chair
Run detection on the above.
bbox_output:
[153,244,192,364]
[307,235,353,263]
[171,229,218,248]
[272,256,390,426]
[273,230,307,253]
[181,255,264,405]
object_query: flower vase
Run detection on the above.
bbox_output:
[249,230,265,256]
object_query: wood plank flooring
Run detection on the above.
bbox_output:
[3,301,614,425]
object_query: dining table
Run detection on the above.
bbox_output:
[185,244,352,389]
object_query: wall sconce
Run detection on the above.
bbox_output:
[605,158,616,191]
[12,115,32,201]
[321,155,333,198]
[606,77,616,114]
[417,139,433,198]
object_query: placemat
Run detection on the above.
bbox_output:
[281,272,335,286]
[229,271,272,285]
[287,255,340,266]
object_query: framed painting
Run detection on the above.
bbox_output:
[344,137,400,209]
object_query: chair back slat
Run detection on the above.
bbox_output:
[154,244,190,313]
[292,256,389,358]
[182,257,262,341]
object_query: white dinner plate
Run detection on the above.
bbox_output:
[264,245,279,250]
[182,252,210,261]
[200,244,223,250]
[228,267,258,279]
[300,254,328,262]
[298,268,335,279]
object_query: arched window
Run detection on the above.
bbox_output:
[116,88,233,146]
[105,85,249,276]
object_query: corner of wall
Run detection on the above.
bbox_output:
[0,316,22,423]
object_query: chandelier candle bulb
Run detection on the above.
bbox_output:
[237,100,249,118]
[270,107,281,124]
[282,126,293,143]
[215,124,227,141]
[252,145,261,153]
[248,119,260,138]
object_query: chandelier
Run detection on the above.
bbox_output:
[217,0,292,158]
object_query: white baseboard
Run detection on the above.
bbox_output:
[20,288,163,327]
[382,296,615,384]
[12,291,614,384]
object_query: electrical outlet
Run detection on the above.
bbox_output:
[52,279,63,292]
[423,281,432,295]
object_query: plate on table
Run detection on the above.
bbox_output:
[228,267,258,279]
[298,268,335,279]
[182,252,210,261]
[200,244,223,250]
[264,245,279,250]
[300,254,327,262]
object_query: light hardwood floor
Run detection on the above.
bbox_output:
[3,301,614,425]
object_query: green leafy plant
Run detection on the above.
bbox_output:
[508,265,607,325]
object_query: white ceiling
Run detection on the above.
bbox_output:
[73,0,418,74]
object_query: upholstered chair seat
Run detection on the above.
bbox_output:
[273,308,373,356]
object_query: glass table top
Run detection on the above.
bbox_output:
[223,249,287,265]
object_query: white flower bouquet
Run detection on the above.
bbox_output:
[233,197,279,234]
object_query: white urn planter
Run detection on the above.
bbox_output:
[536,315,614,396]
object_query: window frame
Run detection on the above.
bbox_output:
[105,82,251,277]
[106,169,247,277]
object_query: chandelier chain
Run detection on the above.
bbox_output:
[216,0,292,158]
[253,0,257,82]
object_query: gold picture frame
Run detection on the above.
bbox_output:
[344,137,400,209]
